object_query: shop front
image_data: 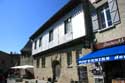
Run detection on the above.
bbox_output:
[78,37,125,83]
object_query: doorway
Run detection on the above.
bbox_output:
[52,60,61,82]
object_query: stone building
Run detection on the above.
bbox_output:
[78,0,125,83]
[20,40,33,66]
[0,51,20,79]
[19,40,34,79]
[0,51,12,77]
[29,0,93,83]
[29,0,125,83]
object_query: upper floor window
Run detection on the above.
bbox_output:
[67,51,72,67]
[39,37,42,47]
[98,3,112,29]
[49,29,53,42]
[64,17,72,34]
[34,40,37,49]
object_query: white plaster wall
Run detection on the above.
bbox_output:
[89,0,98,3]
[72,11,86,39]
[48,26,59,49]
[32,4,86,55]
[58,23,65,45]
[42,33,49,51]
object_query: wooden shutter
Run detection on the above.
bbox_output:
[108,0,120,25]
[91,9,99,32]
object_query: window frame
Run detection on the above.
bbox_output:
[36,58,40,68]
[78,66,88,82]
[49,29,53,42]
[39,37,42,47]
[34,40,37,49]
[41,57,46,68]
[76,49,82,65]
[95,78,104,83]
[98,3,112,30]
[67,51,72,67]
[64,17,72,34]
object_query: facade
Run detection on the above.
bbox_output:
[92,0,125,83]
[0,51,20,80]
[0,51,12,78]
[30,0,93,83]
[20,40,33,66]
[78,0,125,83]
[20,40,34,79]
[29,0,125,83]
[7,41,33,83]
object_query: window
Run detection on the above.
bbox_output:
[95,78,103,83]
[98,3,112,29]
[49,29,53,42]
[67,52,72,67]
[36,58,39,68]
[34,40,37,49]
[41,57,46,68]
[64,17,72,34]
[39,37,42,47]
[76,49,82,65]
[78,66,88,82]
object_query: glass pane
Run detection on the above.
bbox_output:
[64,18,72,34]
[95,78,103,83]
[37,58,39,68]
[106,9,112,26]
[67,23,71,33]
[42,57,45,68]
[49,30,53,42]
[67,52,72,66]
[78,66,88,82]
[34,41,37,49]
[39,38,42,47]
[100,12,106,28]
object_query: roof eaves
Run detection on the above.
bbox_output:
[30,0,82,40]
[20,40,32,52]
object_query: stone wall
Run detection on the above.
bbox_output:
[33,44,92,83]
[95,0,125,43]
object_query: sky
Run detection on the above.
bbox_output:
[0,0,69,54]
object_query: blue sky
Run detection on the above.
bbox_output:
[0,0,69,53]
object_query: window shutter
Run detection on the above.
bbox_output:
[91,9,99,32]
[108,0,120,25]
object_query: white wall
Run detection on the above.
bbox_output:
[89,0,98,3]
[48,25,59,49]
[72,11,86,39]
[32,4,86,55]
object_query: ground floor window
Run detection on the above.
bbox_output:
[36,58,39,68]
[67,51,72,67]
[41,57,46,68]
[95,78,104,83]
[78,66,88,83]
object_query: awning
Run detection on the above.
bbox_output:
[78,45,125,64]
[11,65,34,69]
